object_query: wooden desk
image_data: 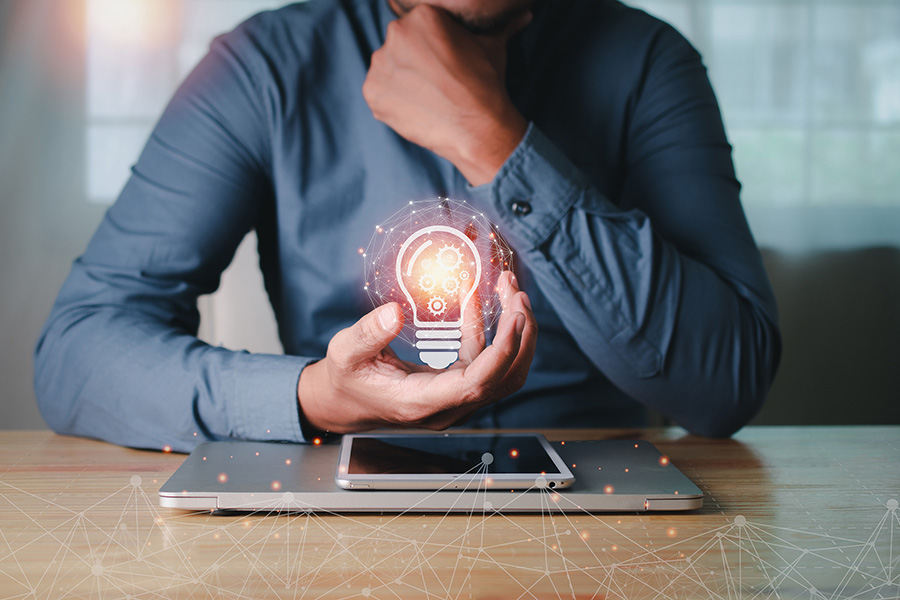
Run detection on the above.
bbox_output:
[0,427,897,599]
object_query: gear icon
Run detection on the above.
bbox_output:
[419,274,436,292]
[459,271,470,280]
[442,277,459,293]
[427,296,447,316]
[435,244,462,272]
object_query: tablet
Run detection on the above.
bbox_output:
[335,433,575,490]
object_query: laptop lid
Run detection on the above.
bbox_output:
[159,438,702,513]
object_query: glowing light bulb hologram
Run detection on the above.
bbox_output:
[362,198,514,368]
[396,225,482,368]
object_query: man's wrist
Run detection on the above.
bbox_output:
[296,359,332,440]
[453,111,528,186]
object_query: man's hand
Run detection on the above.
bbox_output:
[362,4,531,186]
[297,272,537,433]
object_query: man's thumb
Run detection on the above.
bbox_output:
[341,303,403,362]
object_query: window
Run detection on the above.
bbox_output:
[633,0,900,250]
[85,0,289,203]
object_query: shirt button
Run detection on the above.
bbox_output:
[511,200,533,216]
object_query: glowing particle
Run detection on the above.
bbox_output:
[285,459,291,465]
[313,437,322,446]
[162,445,172,453]
[271,480,281,491]
[217,473,228,484]
[604,485,614,494]
[667,528,677,537]
[509,448,519,458]
[659,456,669,466]
[358,248,364,254]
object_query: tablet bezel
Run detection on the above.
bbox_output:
[335,432,576,491]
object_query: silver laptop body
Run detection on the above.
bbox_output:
[159,438,702,513]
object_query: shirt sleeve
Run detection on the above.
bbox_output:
[478,25,781,437]
[33,27,314,452]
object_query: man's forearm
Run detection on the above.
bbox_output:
[472,124,780,437]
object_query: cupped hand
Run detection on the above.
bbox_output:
[297,271,537,433]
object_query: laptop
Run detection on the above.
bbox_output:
[159,434,702,513]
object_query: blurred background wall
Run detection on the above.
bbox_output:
[1,0,898,430]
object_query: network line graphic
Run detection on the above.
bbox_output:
[0,474,898,599]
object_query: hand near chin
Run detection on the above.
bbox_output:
[362,4,532,186]
[297,272,536,433]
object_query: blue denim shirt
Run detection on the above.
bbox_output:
[35,0,780,451]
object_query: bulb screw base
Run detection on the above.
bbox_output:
[419,351,459,370]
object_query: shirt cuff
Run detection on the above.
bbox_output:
[473,123,588,251]
[225,352,315,443]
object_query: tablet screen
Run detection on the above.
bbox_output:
[346,434,564,476]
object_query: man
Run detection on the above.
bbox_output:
[34,0,781,452]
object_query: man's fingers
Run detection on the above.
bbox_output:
[496,290,538,396]
[330,303,404,366]
[458,279,485,364]
[461,306,525,392]
[497,270,518,324]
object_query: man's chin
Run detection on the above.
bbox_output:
[388,0,532,35]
